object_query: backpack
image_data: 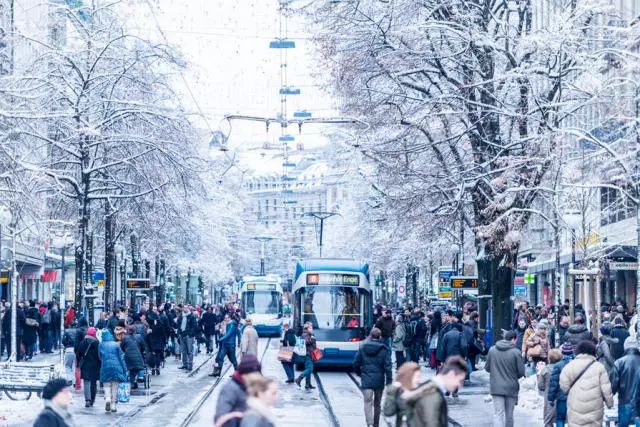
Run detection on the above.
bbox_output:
[403,321,417,347]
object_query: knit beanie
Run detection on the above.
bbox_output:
[237,354,261,374]
[86,327,97,337]
[624,336,638,351]
[560,342,574,355]
[42,378,68,400]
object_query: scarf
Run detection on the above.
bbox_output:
[43,400,75,427]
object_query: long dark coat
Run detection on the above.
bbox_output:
[121,334,145,371]
[76,336,101,381]
[23,307,40,345]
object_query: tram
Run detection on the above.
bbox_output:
[293,259,373,367]
[239,275,284,337]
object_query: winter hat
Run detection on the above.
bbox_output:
[560,342,574,355]
[237,354,262,375]
[624,336,638,351]
[42,378,68,400]
[86,327,97,337]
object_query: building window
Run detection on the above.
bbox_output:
[601,186,634,226]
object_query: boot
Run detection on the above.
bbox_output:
[295,376,303,387]
[85,400,91,408]
[105,402,111,412]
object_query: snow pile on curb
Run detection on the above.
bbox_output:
[518,375,544,413]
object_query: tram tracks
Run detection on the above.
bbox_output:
[312,372,341,427]
[180,337,272,427]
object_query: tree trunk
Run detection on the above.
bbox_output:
[477,255,514,344]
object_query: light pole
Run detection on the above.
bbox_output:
[563,210,581,321]
[52,232,73,366]
[305,211,338,258]
[253,236,274,276]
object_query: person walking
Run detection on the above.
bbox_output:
[383,361,420,427]
[99,329,128,413]
[557,316,570,346]
[408,309,427,363]
[353,327,392,427]
[33,378,74,427]
[485,330,525,427]
[562,315,593,347]
[214,354,262,427]
[212,313,239,377]
[201,306,218,354]
[375,309,395,363]
[121,326,145,390]
[145,307,166,376]
[610,316,629,360]
[547,342,575,427]
[402,356,468,427]
[427,311,442,369]
[76,327,101,407]
[595,322,616,377]
[559,340,613,427]
[280,321,296,383]
[240,375,279,427]
[177,305,198,372]
[240,318,259,358]
[391,314,407,369]
[537,349,562,427]
[23,300,40,360]
[295,323,317,390]
[525,322,550,365]
[610,336,640,426]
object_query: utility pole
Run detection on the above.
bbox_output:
[305,212,339,258]
[253,236,274,275]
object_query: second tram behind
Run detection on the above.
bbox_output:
[240,275,284,337]
[293,259,373,367]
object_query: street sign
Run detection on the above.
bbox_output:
[397,284,406,298]
[127,278,150,289]
[0,270,8,284]
[524,273,535,285]
[609,261,638,271]
[439,286,452,299]
[450,277,478,289]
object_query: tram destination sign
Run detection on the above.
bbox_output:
[246,283,277,291]
[127,278,150,289]
[450,277,478,289]
[307,273,360,286]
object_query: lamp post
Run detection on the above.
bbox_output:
[253,236,274,276]
[52,232,73,366]
[305,211,338,258]
[115,243,125,307]
[563,210,581,321]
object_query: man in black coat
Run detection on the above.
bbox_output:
[177,305,199,371]
[610,317,630,360]
[610,336,640,426]
[562,315,593,346]
[353,327,392,427]
[34,378,74,427]
[2,305,25,360]
[201,306,218,354]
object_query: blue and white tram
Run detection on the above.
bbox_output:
[293,259,373,367]
[239,275,284,337]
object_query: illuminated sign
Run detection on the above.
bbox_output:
[245,283,276,291]
[127,278,150,289]
[439,286,452,299]
[307,273,360,286]
[450,277,478,289]
[246,283,256,290]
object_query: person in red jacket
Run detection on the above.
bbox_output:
[64,306,75,328]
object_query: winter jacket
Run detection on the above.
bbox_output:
[560,354,613,427]
[521,327,535,354]
[281,329,296,347]
[610,348,640,404]
[402,380,447,427]
[558,325,569,345]
[200,311,218,335]
[145,313,167,352]
[353,338,392,389]
[563,324,594,347]
[240,325,259,356]
[76,336,101,381]
[74,317,88,351]
[525,331,550,360]
[374,316,395,339]
[596,337,616,376]
[412,317,427,344]
[303,331,317,353]
[239,397,276,427]
[537,362,557,427]
[514,326,526,352]
[33,403,73,427]
[392,322,406,352]
[383,383,413,427]
[214,376,248,427]
[121,335,145,371]
[177,312,199,337]
[485,339,525,397]
[548,355,573,405]
[1,308,25,337]
[49,309,60,332]
[610,325,629,360]
[23,307,40,346]
[99,330,128,383]
[440,323,467,360]
[220,319,240,345]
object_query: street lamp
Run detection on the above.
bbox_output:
[52,232,73,366]
[563,210,581,320]
[450,243,460,275]
[115,243,125,307]
[253,236,274,276]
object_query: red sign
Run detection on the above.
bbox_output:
[41,270,58,282]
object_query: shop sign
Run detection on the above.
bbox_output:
[609,261,638,271]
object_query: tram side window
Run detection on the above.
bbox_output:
[300,287,362,330]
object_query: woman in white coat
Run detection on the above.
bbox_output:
[240,318,259,358]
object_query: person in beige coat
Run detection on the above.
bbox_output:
[560,340,613,427]
[240,318,259,357]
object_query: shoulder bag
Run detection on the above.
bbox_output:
[567,360,596,393]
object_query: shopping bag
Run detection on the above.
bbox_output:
[117,382,130,403]
[293,336,307,357]
[310,348,323,362]
[277,346,294,362]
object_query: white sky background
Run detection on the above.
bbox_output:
[124,0,339,175]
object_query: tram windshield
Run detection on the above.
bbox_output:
[298,286,366,329]
[243,291,281,315]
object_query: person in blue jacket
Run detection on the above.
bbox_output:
[211,314,239,376]
[547,342,574,427]
[99,328,128,413]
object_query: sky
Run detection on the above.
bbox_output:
[126,0,338,175]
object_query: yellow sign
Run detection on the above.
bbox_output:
[439,291,452,299]
[97,280,104,287]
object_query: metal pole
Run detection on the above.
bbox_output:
[571,230,576,316]
[319,217,324,258]
[60,246,65,366]
[260,241,266,276]
[10,226,17,361]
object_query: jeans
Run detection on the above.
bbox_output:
[83,379,97,403]
[619,403,633,427]
[205,334,215,353]
[555,421,564,427]
[180,335,194,369]
[362,388,383,427]
[492,395,516,427]
[635,418,640,427]
[299,355,313,387]
[215,343,238,369]
[384,337,392,364]
[395,350,406,369]
[282,361,295,381]
[410,342,421,363]
[51,329,60,350]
